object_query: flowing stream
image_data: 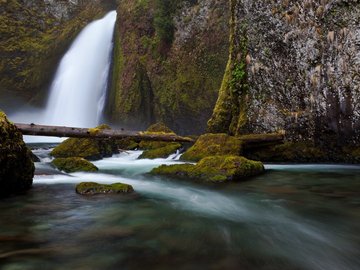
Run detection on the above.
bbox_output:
[0,146,359,270]
[9,11,117,142]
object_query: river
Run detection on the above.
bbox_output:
[0,146,359,270]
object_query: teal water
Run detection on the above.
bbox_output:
[0,148,359,270]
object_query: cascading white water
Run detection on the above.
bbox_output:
[10,11,117,142]
[45,10,117,127]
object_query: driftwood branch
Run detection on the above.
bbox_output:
[15,123,194,143]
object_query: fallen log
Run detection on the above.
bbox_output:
[15,123,194,143]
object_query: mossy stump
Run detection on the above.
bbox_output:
[52,158,98,173]
[180,133,242,162]
[151,155,264,183]
[76,182,134,195]
[0,111,34,196]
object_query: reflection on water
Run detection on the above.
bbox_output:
[0,149,359,270]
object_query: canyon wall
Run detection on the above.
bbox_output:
[208,0,360,146]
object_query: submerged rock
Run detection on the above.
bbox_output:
[151,155,264,183]
[0,111,34,196]
[76,182,134,195]
[180,133,242,162]
[52,158,98,173]
[50,124,117,160]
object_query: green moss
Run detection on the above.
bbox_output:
[52,157,98,173]
[0,1,107,101]
[116,138,139,150]
[50,124,117,160]
[107,0,229,134]
[145,122,175,134]
[139,142,181,159]
[180,133,242,162]
[0,111,34,196]
[75,182,134,195]
[151,155,264,183]
[207,0,249,136]
[245,141,327,162]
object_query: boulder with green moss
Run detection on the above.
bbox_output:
[151,155,264,183]
[52,158,98,173]
[76,182,134,195]
[0,112,34,196]
[50,125,117,160]
[139,143,182,159]
[180,133,242,162]
[138,123,182,159]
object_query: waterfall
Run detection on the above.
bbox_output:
[10,11,117,142]
[45,10,117,127]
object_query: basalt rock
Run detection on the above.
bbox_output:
[208,0,360,148]
[0,111,34,196]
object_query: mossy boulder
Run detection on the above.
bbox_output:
[144,122,176,134]
[116,138,139,150]
[139,143,181,159]
[0,111,34,196]
[50,125,117,160]
[76,182,134,195]
[151,155,264,183]
[138,123,182,159]
[180,133,242,162]
[52,158,98,173]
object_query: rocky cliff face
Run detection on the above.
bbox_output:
[106,0,229,134]
[0,0,114,107]
[208,0,360,146]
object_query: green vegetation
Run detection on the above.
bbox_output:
[52,158,98,173]
[76,182,134,195]
[107,0,229,134]
[181,133,242,162]
[151,155,264,183]
[0,1,107,101]
[0,111,34,196]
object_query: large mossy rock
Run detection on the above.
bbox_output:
[52,158,98,173]
[0,112,34,196]
[138,123,181,159]
[76,182,134,195]
[151,155,264,183]
[50,125,117,160]
[180,133,242,162]
[139,143,181,159]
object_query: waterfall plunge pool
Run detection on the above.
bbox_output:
[0,147,359,270]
